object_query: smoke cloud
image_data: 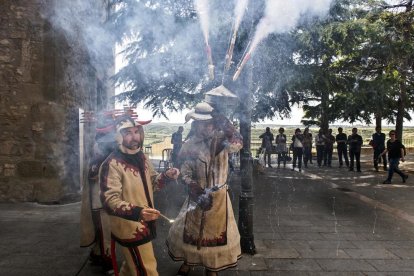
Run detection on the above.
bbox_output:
[250,0,332,53]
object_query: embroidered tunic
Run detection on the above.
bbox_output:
[100,149,168,247]
[166,134,242,271]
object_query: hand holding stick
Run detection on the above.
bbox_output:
[143,205,175,223]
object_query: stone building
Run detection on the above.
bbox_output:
[0,0,114,202]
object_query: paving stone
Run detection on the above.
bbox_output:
[254,232,283,239]
[256,248,300,259]
[297,248,350,259]
[367,260,414,272]
[262,239,311,250]
[232,255,267,271]
[282,232,325,240]
[265,259,323,271]
[387,248,414,259]
[308,240,357,249]
[344,248,399,259]
[316,259,377,271]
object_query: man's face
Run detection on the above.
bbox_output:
[121,126,142,150]
[197,121,214,137]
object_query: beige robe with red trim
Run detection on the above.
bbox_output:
[166,134,242,271]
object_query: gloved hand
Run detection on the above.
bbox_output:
[188,181,204,201]
[196,193,213,211]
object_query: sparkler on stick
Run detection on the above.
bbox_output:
[225,0,248,71]
[225,30,237,70]
[206,44,214,80]
[232,51,251,81]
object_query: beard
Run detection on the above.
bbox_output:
[123,141,140,150]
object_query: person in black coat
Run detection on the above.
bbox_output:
[347,127,363,172]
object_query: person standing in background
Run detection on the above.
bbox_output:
[315,129,326,168]
[371,126,387,172]
[259,127,274,168]
[291,128,304,171]
[275,127,288,168]
[336,127,349,168]
[303,128,313,168]
[324,129,335,167]
[171,126,184,166]
[348,127,363,172]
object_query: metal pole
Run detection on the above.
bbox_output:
[237,55,256,255]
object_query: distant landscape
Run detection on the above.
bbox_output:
[144,123,414,150]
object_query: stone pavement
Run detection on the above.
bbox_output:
[1,154,414,275]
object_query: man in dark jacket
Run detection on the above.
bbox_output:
[371,126,387,172]
[347,128,363,172]
[380,130,408,184]
[336,127,349,168]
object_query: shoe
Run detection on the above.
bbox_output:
[403,174,409,183]
[268,165,273,168]
[339,164,343,168]
[291,168,295,171]
[357,170,361,173]
[299,168,302,172]
[349,168,354,171]
[205,270,218,276]
[177,264,190,276]
[383,180,391,184]
[375,167,379,172]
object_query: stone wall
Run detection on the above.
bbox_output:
[0,0,114,202]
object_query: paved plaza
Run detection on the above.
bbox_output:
[1,155,414,275]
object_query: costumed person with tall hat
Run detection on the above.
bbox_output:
[166,102,243,276]
[80,111,116,273]
[99,113,180,276]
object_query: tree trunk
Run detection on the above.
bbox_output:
[375,114,382,129]
[320,90,329,133]
[396,1,412,140]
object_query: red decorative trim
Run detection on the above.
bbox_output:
[183,230,227,247]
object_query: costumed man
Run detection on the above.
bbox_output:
[100,114,180,276]
[80,111,116,273]
[166,102,242,276]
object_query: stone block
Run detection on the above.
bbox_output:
[3,163,16,176]
[42,162,59,178]
[33,179,63,203]
[6,180,34,202]
[17,160,43,177]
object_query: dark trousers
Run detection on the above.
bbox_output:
[316,145,324,166]
[263,148,272,167]
[374,148,387,170]
[337,145,349,167]
[277,152,287,166]
[349,150,361,171]
[386,158,405,181]
[303,146,312,166]
[324,146,333,166]
[292,147,303,169]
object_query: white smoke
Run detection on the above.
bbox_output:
[194,0,210,44]
[250,0,332,53]
[234,0,249,31]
